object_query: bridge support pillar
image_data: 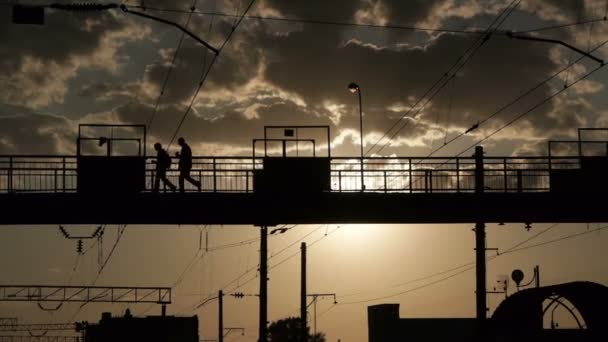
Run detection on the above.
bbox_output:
[474,146,487,339]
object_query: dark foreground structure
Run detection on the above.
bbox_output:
[368,281,608,342]
[85,311,198,342]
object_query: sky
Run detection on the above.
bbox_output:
[1,0,608,341]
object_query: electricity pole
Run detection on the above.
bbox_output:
[218,290,223,342]
[258,226,268,342]
[474,146,487,335]
[301,242,308,342]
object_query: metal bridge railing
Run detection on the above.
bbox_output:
[0,155,581,194]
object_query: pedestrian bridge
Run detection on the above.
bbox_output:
[0,126,607,225]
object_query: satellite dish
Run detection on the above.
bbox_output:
[511,269,525,286]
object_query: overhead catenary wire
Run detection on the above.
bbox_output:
[421,37,608,160]
[453,60,607,158]
[197,225,325,302]
[337,223,561,301]
[176,225,331,314]
[147,0,199,131]
[330,223,580,307]
[216,225,341,303]
[375,0,523,155]
[122,3,606,36]
[167,0,258,148]
[382,36,608,192]
[366,0,521,156]
[390,54,603,192]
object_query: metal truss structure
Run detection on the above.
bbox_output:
[0,286,171,304]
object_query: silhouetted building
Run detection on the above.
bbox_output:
[367,304,476,342]
[368,282,608,342]
[85,311,198,342]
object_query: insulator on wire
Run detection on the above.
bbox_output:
[77,239,84,254]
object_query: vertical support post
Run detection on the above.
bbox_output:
[358,89,364,192]
[62,157,66,192]
[475,146,484,194]
[534,265,540,288]
[475,222,487,323]
[313,297,318,335]
[213,158,217,193]
[503,158,508,192]
[219,290,223,342]
[259,226,268,342]
[282,140,287,158]
[8,156,13,193]
[474,146,487,333]
[301,242,308,342]
[456,158,460,192]
[383,171,387,193]
[408,158,412,193]
[161,304,166,317]
[516,170,523,193]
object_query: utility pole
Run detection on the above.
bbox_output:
[259,226,268,342]
[301,242,308,342]
[307,294,337,336]
[474,146,487,332]
[218,290,223,342]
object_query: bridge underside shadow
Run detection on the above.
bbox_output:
[0,192,604,225]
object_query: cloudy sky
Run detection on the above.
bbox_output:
[2,0,608,341]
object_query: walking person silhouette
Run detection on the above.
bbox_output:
[176,137,201,192]
[153,142,176,193]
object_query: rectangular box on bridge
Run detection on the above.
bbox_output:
[252,126,331,194]
[76,124,147,195]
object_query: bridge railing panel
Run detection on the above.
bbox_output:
[0,156,77,193]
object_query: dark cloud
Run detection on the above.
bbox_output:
[0,110,74,154]
[2,0,607,157]
[0,5,123,68]
[262,0,363,21]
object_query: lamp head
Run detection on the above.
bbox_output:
[348,82,360,93]
[511,269,524,287]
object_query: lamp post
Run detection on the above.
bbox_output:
[348,82,364,191]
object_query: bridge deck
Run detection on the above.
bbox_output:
[0,154,605,225]
[0,192,604,225]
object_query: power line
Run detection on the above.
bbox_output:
[93,224,127,285]
[123,3,605,36]
[234,226,340,292]
[383,37,608,191]
[453,59,606,158]
[177,225,331,314]
[147,0,199,131]
[337,223,560,301]
[366,0,521,156]
[424,38,608,159]
[515,18,606,34]
[374,0,523,155]
[333,223,565,306]
[502,224,608,255]
[167,0,257,148]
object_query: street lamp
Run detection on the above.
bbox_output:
[348,82,365,191]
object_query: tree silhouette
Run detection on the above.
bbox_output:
[267,317,326,342]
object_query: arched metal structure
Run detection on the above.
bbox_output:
[492,281,608,339]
